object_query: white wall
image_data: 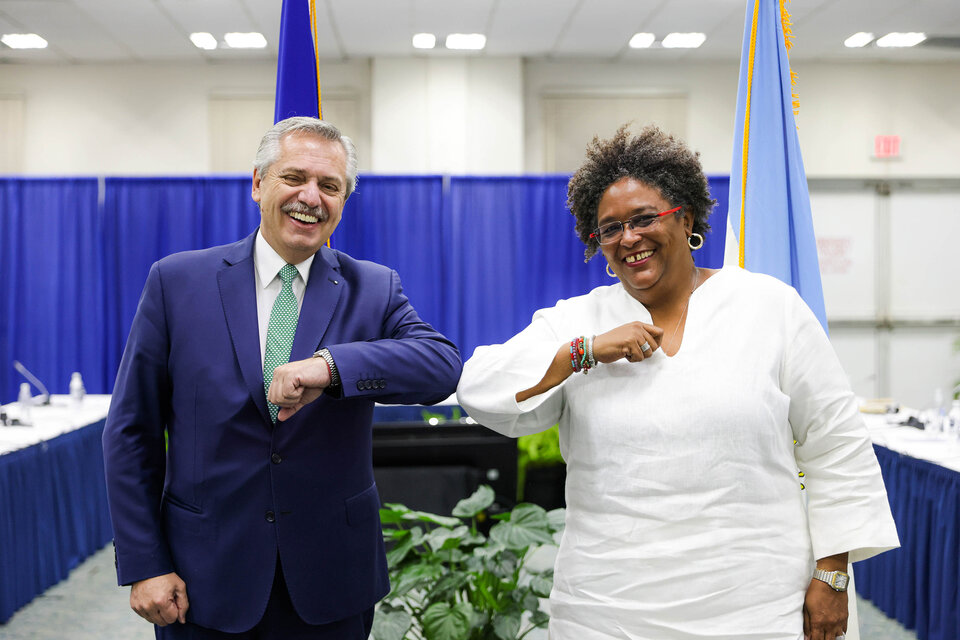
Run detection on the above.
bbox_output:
[0,60,370,175]
[524,59,960,177]
[370,57,523,174]
[1,59,958,177]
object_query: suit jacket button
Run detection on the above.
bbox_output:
[379,379,386,389]
[271,453,282,464]
[265,511,276,523]
[356,380,364,391]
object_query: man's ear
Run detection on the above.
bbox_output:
[251,168,262,203]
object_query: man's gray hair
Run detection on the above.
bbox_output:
[254,117,359,198]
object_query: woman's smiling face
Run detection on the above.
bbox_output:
[597,177,693,301]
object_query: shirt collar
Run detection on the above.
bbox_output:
[254,229,314,289]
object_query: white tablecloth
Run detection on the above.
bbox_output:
[861,411,960,472]
[0,394,111,455]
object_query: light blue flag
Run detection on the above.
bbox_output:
[274,0,321,123]
[725,0,827,331]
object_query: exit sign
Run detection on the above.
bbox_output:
[874,135,901,158]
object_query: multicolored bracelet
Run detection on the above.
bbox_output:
[570,335,597,374]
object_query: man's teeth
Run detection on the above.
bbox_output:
[625,250,654,264]
[289,211,319,224]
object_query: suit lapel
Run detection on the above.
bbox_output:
[218,232,272,425]
[290,245,344,362]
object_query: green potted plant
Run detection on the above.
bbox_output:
[373,485,564,640]
[517,425,565,509]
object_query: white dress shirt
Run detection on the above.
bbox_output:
[253,229,314,367]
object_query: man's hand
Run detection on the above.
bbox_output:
[268,356,332,421]
[130,572,188,626]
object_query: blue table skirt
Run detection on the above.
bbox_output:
[0,419,113,624]
[855,444,960,640]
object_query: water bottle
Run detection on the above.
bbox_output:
[18,382,33,425]
[69,372,86,406]
[948,399,960,440]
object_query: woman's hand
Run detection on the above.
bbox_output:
[515,322,665,403]
[593,322,664,363]
[802,580,848,640]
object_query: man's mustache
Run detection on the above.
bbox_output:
[282,202,328,222]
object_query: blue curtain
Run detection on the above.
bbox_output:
[0,178,104,404]
[1,175,730,403]
[855,445,960,640]
[334,176,447,333]
[101,177,261,379]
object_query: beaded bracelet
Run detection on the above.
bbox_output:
[570,335,597,375]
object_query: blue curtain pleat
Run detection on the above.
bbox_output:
[334,176,447,332]
[2,175,728,403]
[855,445,960,640]
[0,178,104,404]
[101,177,261,380]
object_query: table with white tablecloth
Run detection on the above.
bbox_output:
[855,412,960,640]
[0,395,112,624]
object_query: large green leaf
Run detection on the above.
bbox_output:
[386,526,424,568]
[489,505,554,549]
[401,510,463,528]
[546,508,566,532]
[529,574,553,598]
[389,563,445,598]
[422,601,474,640]
[371,607,413,640]
[425,571,470,603]
[492,611,522,640]
[452,485,495,518]
[424,525,469,552]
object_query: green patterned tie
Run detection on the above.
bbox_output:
[263,264,300,423]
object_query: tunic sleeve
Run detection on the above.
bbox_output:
[457,310,567,438]
[781,288,900,562]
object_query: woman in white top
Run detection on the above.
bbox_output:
[456,125,898,640]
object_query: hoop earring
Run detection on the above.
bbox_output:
[688,233,704,251]
[606,263,617,278]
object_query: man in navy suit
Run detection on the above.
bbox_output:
[102,117,461,638]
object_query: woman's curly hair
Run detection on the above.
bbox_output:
[567,124,716,261]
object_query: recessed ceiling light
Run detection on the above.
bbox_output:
[412,33,436,49]
[629,33,655,49]
[876,32,926,48]
[445,33,486,51]
[661,32,706,49]
[223,32,267,49]
[1,33,48,49]
[189,32,218,50]
[844,32,874,48]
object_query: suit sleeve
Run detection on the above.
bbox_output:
[102,263,175,585]
[324,270,461,405]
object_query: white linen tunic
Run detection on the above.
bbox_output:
[457,267,899,640]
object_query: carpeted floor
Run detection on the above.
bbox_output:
[0,544,919,639]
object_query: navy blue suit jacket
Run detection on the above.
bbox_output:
[102,231,461,632]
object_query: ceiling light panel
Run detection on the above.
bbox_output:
[876,32,927,48]
[661,32,706,48]
[1,33,48,49]
[628,33,655,49]
[844,32,874,48]
[445,33,486,50]
[224,32,267,49]
[190,32,218,50]
[412,33,436,49]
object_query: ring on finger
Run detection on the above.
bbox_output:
[640,342,652,353]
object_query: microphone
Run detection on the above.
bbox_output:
[13,360,51,406]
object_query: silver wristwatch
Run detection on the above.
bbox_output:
[812,568,850,592]
[313,348,340,387]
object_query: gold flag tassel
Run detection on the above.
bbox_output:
[779,0,800,119]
